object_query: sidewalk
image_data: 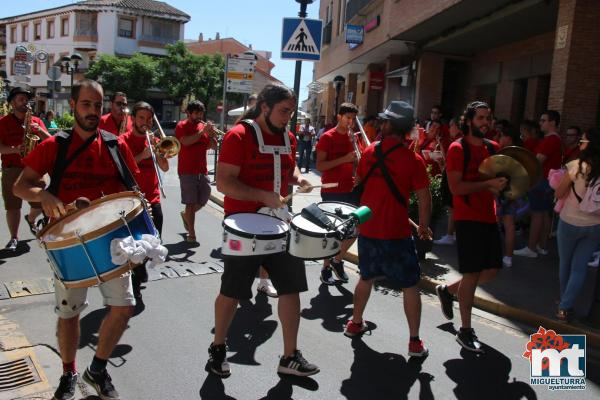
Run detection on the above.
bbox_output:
[208,168,600,348]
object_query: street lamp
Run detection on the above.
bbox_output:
[57,53,83,89]
[333,75,345,115]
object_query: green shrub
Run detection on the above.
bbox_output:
[408,167,444,226]
[56,112,74,129]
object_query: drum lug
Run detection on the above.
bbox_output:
[222,231,228,243]
[294,231,300,244]
[322,237,327,249]
[252,236,257,252]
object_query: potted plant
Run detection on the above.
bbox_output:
[408,168,444,260]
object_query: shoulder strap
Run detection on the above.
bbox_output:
[355,141,404,191]
[100,130,139,191]
[484,139,496,156]
[571,182,583,203]
[48,130,96,195]
[459,138,495,205]
[375,141,408,208]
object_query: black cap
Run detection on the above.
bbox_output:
[378,101,414,127]
[7,87,32,103]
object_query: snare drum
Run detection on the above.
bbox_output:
[222,213,288,257]
[38,192,157,288]
[317,201,358,238]
[287,213,343,260]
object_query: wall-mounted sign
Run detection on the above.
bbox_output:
[345,24,364,45]
[369,71,385,91]
[365,16,381,33]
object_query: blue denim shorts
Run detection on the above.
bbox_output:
[357,235,421,288]
[528,178,554,212]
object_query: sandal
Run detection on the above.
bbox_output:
[24,215,37,235]
[186,235,198,244]
[556,309,572,322]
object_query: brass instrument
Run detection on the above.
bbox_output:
[145,128,167,199]
[118,107,130,135]
[153,114,180,158]
[354,116,371,147]
[348,128,361,177]
[203,121,226,139]
[21,105,40,157]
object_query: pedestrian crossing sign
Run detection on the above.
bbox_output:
[281,18,323,61]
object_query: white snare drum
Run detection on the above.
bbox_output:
[222,213,288,256]
[287,213,343,260]
[317,201,358,238]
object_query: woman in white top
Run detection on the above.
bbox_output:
[554,128,600,321]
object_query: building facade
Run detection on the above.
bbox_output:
[0,0,189,115]
[314,0,600,131]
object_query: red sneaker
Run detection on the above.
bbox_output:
[344,319,370,337]
[408,339,429,357]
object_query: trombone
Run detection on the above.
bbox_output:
[145,128,167,199]
[152,114,180,158]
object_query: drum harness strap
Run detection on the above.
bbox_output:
[459,137,496,205]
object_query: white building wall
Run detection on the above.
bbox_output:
[96,11,117,55]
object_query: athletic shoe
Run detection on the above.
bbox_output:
[82,368,119,400]
[4,237,18,251]
[330,259,349,283]
[343,319,370,338]
[456,328,484,353]
[408,339,429,357]
[24,215,37,235]
[435,284,454,320]
[514,247,538,258]
[320,267,336,285]
[208,343,231,377]
[502,256,513,268]
[433,234,455,245]
[53,371,78,400]
[536,245,548,256]
[257,279,278,298]
[589,254,600,268]
[277,350,320,377]
[180,211,188,232]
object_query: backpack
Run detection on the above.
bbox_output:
[460,137,496,204]
[572,178,600,215]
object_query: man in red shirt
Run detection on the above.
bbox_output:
[344,101,431,357]
[209,84,318,378]
[435,101,507,353]
[515,110,563,258]
[562,126,582,164]
[315,102,359,285]
[0,87,50,250]
[98,91,132,135]
[176,100,217,243]
[120,101,169,299]
[13,79,140,400]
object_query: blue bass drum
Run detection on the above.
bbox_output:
[37,191,157,288]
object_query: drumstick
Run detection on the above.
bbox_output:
[283,182,339,202]
[409,218,433,241]
[64,197,91,212]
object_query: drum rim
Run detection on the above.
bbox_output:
[290,213,342,238]
[316,201,357,218]
[222,212,289,240]
[38,191,144,249]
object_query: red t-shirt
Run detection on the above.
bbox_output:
[446,139,500,223]
[523,137,539,152]
[358,137,429,239]
[0,114,46,168]
[175,119,211,175]
[315,128,354,193]
[218,123,297,215]
[419,137,441,176]
[563,145,580,164]
[98,113,132,135]
[120,130,160,204]
[535,133,562,178]
[23,131,140,204]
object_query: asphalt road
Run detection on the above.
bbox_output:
[0,162,599,399]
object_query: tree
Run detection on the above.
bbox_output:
[156,41,226,109]
[85,53,158,101]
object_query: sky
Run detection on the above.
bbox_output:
[2,0,320,102]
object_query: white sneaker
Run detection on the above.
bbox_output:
[536,246,548,256]
[502,256,513,268]
[589,255,600,268]
[434,235,455,245]
[257,279,278,298]
[514,247,538,258]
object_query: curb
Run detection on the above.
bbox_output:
[209,193,600,348]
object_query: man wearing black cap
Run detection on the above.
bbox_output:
[344,101,432,357]
[0,87,49,250]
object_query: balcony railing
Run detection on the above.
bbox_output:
[138,34,178,45]
[346,0,372,23]
[322,20,332,45]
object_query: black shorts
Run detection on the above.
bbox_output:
[321,191,360,206]
[455,221,502,273]
[220,252,308,299]
[441,171,453,208]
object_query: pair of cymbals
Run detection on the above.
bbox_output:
[498,146,542,185]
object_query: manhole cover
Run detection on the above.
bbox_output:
[0,356,41,391]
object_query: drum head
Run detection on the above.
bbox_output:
[41,194,141,242]
[317,202,357,219]
[224,213,289,236]
[291,213,341,234]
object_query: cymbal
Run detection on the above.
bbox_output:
[498,146,541,187]
[478,154,530,201]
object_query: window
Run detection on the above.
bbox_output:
[61,17,69,36]
[9,58,14,75]
[118,17,134,38]
[46,54,55,73]
[47,19,55,38]
[34,22,41,40]
[142,18,178,41]
[10,26,16,43]
[21,24,29,42]
[33,60,40,75]
[76,13,97,36]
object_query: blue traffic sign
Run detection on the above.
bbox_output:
[281,18,322,61]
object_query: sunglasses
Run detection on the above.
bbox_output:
[115,101,128,107]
